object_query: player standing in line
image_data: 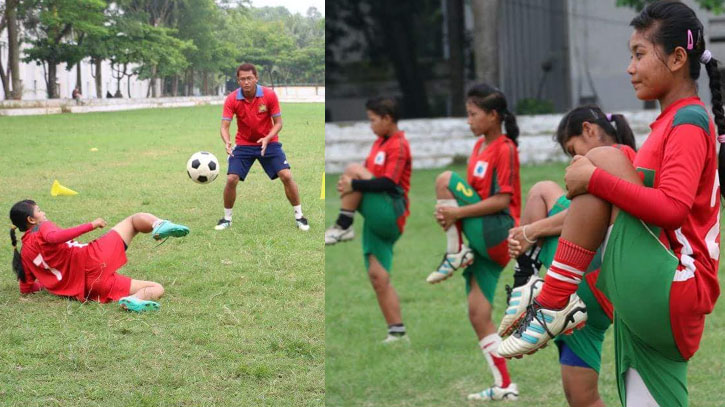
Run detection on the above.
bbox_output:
[501,106,636,407]
[426,84,521,401]
[9,199,189,311]
[324,97,413,343]
[499,2,722,406]
[218,63,309,231]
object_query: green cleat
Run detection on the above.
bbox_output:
[119,296,160,312]
[152,220,190,241]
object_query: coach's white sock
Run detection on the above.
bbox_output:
[293,205,303,219]
[480,334,511,388]
[224,208,233,221]
[437,199,461,253]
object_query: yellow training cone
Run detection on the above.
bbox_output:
[320,173,325,199]
[50,180,78,196]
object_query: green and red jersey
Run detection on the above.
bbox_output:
[222,85,281,146]
[466,135,521,226]
[589,97,720,359]
[364,131,412,233]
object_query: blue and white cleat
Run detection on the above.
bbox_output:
[467,383,519,401]
[152,220,190,240]
[426,245,474,284]
[119,296,160,312]
[498,294,587,359]
[498,276,544,337]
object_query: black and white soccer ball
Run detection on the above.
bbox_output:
[186,151,219,184]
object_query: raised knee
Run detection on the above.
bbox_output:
[344,163,364,176]
[584,146,621,164]
[226,174,239,185]
[154,283,165,298]
[436,171,453,187]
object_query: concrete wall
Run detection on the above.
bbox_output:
[325,110,657,173]
[0,86,325,116]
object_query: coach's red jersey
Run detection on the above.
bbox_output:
[222,85,281,146]
[589,97,720,359]
[467,135,521,225]
[364,131,412,233]
[19,221,92,301]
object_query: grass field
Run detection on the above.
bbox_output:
[0,103,324,406]
[325,162,725,407]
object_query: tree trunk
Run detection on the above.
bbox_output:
[187,68,194,96]
[127,74,132,98]
[0,57,9,100]
[150,65,158,97]
[447,0,465,116]
[471,0,499,85]
[92,58,103,98]
[7,0,22,99]
[172,75,179,96]
[47,62,58,99]
[76,61,82,93]
[202,71,209,95]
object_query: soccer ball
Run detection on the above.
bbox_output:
[186,151,219,184]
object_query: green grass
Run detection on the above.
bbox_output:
[325,162,725,407]
[0,104,324,406]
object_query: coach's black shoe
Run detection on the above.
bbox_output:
[296,216,310,231]
[215,218,231,230]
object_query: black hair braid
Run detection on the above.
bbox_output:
[610,114,637,150]
[704,59,725,198]
[503,110,520,146]
[10,227,25,282]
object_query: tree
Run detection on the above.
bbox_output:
[1,0,23,99]
[22,0,107,98]
[617,0,724,12]
[471,0,499,86]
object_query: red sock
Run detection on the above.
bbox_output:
[480,334,511,388]
[536,238,594,309]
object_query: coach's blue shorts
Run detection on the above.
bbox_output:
[227,142,291,181]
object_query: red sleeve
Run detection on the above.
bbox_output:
[382,139,408,185]
[39,221,94,244]
[588,124,707,229]
[268,90,281,117]
[222,94,235,121]
[494,142,517,195]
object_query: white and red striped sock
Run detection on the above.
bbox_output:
[437,199,462,253]
[536,238,594,309]
[480,333,511,388]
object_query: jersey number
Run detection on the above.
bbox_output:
[33,254,62,281]
[456,182,474,198]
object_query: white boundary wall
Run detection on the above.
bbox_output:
[325,110,659,173]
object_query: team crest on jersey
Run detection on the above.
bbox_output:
[258,104,267,113]
[374,151,386,165]
[473,160,488,178]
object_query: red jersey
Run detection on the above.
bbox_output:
[19,221,94,301]
[589,97,720,359]
[222,85,281,146]
[467,135,521,225]
[613,143,636,162]
[364,131,412,232]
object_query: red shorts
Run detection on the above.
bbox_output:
[83,230,131,303]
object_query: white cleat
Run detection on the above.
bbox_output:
[426,246,475,284]
[381,334,410,345]
[214,218,231,230]
[296,216,310,231]
[325,224,354,245]
[498,294,587,359]
[467,383,519,401]
[498,276,544,337]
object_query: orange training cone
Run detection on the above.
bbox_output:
[50,180,78,196]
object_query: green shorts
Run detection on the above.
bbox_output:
[359,191,404,273]
[448,172,513,304]
[598,211,687,406]
[539,195,610,373]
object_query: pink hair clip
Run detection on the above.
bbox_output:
[606,113,613,121]
[687,29,694,50]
